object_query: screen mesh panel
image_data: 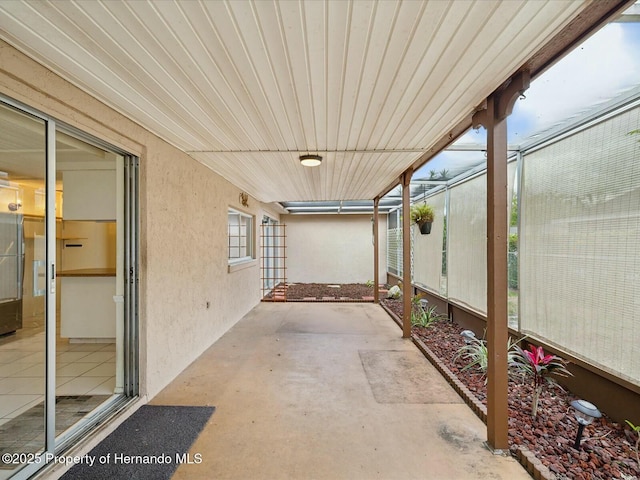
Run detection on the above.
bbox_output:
[448,174,487,313]
[413,191,446,293]
[447,161,517,314]
[520,106,640,385]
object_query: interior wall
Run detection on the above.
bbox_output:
[59,221,115,270]
[284,214,387,284]
[0,40,280,398]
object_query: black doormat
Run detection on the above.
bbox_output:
[61,405,214,480]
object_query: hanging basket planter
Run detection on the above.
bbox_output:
[419,222,432,235]
[410,203,435,235]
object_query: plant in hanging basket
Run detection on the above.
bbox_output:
[410,203,435,234]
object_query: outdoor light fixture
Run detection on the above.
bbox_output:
[571,399,601,449]
[299,154,322,167]
[461,330,476,344]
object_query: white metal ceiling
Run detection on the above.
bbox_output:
[0,0,588,203]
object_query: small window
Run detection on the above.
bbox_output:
[228,209,254,264]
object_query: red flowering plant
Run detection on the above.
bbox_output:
[511,343,572,418]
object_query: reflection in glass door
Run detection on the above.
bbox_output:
[0,95,139,480]
[0,98,137,479]
[0,103,48,479]
[54,133,121,438]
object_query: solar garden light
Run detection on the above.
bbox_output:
[460,330,476,344]
[419,298,429,310]
[571,399,601,450]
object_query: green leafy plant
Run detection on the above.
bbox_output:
[411,303,444,328]
[453,334,525,383]
[454,336,488,375]
[410,292,424,307]
[510,196,518,227]
[625,420,640,467]
[365,279,374,288]
[410,203,435,226]
[510,344,572,418]
[508,233,518,290]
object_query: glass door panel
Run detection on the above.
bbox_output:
[55,133,119,436]
[0,103,47,479]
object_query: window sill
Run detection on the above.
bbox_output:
[228,259,257,273]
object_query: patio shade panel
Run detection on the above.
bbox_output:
[447,173,487,314]
[519,104,640,386]
[412,190,446,294]
[445,159,518,315]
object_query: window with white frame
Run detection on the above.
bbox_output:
[228,209,254,263]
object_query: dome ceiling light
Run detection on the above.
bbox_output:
[299,154,322,167]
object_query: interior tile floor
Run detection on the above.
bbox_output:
[0,332,116,425]
[0,318,116,480]
[0,324,116,427]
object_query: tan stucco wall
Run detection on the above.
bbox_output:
[284,214,387,284]
[0,40,279,398]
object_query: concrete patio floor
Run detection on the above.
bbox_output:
[153,302,531,480]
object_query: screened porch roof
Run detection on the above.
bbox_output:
[1,0,633,211]
[283,82,640,214]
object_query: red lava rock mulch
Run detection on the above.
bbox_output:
[381,297,640,480]
[263,282,381,302]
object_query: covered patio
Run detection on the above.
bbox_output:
[153,302,530,480]
[0,0,638,479]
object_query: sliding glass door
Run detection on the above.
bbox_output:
[0,98,138,479]
[0,102,49,480]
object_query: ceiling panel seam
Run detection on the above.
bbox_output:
[211,0,278,149]
[97,0,232,149]
[300,0,320,150]
[354,0,425,150]
[110,0,239,148]
[2,2,213,150]
[254,6,300,148]
[343,0,377,151]
[274,0,308,151]
[364,1,451,150]
[175,0,272,149]
[153,0,250,149]
[223,0,288,149]
[396,1,522,150]
[376,1,485,151]
[332,0,352,151]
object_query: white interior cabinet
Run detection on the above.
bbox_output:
[60,271,116,342]
[63,170,116,220]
